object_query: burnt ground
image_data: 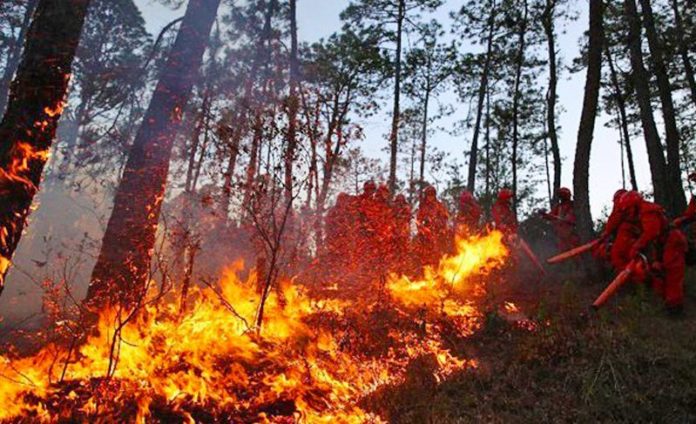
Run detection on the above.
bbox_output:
[369,264,696,423]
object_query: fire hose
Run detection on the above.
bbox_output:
[592,254,647,309]
[510,235,546,276]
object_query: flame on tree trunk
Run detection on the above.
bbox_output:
[0,0,91,296]
[85,0,221,308]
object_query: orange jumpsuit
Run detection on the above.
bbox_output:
[545,200,580,251]
[456,193,482,235]
[602,202,640,271]
[492,199,518,235]
[630,201,687,308]
[415,193,450,267]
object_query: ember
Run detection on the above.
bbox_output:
[0,231,508,422]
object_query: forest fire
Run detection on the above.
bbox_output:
[0,230,508,422]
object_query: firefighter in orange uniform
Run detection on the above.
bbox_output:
[392,194,412,271]
[598,189,641,272]
[456,190,482,236]
[619,191,688,313]
[541,187,580,252]
[415,186,450,268]
[492,189,518,235]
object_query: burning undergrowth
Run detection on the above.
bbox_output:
[1,230,512,422]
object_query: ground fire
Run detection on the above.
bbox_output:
[0,229,512,422]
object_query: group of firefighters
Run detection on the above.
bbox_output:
[323,175,696,313]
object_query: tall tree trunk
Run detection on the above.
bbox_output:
[243,114,263,215]
[0,0,39,118]
[467,0,496,193]
[0,0,90,296]
[671,0,696,106]
[219,110,243,218]
[418,74,431,197]
[542,0,561,202]
[573,0,604,241]
[605,46,638,190]
[511,0,528,213]
[284,0,299,203]
[85,0,220,308]
[388,0,405,193]
[185,100,206,192]
[639,0,686,214]
[484,89,491,199]
[624,0,670,208]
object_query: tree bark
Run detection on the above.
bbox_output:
[466,0,496,194]
[542,0,561,202]
[671,0,696,107]
[418,70,431,197]
[86,0,220,308]
[284,0,299,203]
[624,0,670,208]
[639,0,686,214]
[388,0,405,193]
[605,45,638,190]
[511,0,528,213]
[573,0,604,241]
[0,0,90,296]
[0,0,39,118]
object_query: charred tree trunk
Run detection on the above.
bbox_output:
[467,0,496,194]
[0,0,39,118]
[85,0,220,308]
[0,0,90,295]
[624,0,670,208]
[671,0,696,107]
[484,90,491,199]
[220,119,242,218]
[284,0,299,203]
[605,46,638,190]
[388,0,405,193]
[542,0,561,202]
[639,0,686,214]
[185,99,207,192]
[418,71,431,197]
[573,0,604,241]
[511,0,528,213]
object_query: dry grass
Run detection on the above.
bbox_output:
[371,268,696,423]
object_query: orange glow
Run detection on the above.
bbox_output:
[0,232,510,421]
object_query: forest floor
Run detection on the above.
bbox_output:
[369,266,696,423]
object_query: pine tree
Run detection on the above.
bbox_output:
[0,0,91,295]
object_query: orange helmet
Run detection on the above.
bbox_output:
[618,190,643,211]
[613,189,627,203]
[376,184,390,200]
[557,187,572,201]
[498,188,514,201]
[424,185,437,198]
[460,190,474,203]
[363,180,376,195]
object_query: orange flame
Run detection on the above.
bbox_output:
[0,232,509,421]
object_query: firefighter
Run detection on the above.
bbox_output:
[492,189,518,235]
[456,190,482,236]
[540,187,580,252]
[598,189,641,272]
[619,191,688,313]
[415,185,450,268]
[324,192,359,283]
[392,194,412,270]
